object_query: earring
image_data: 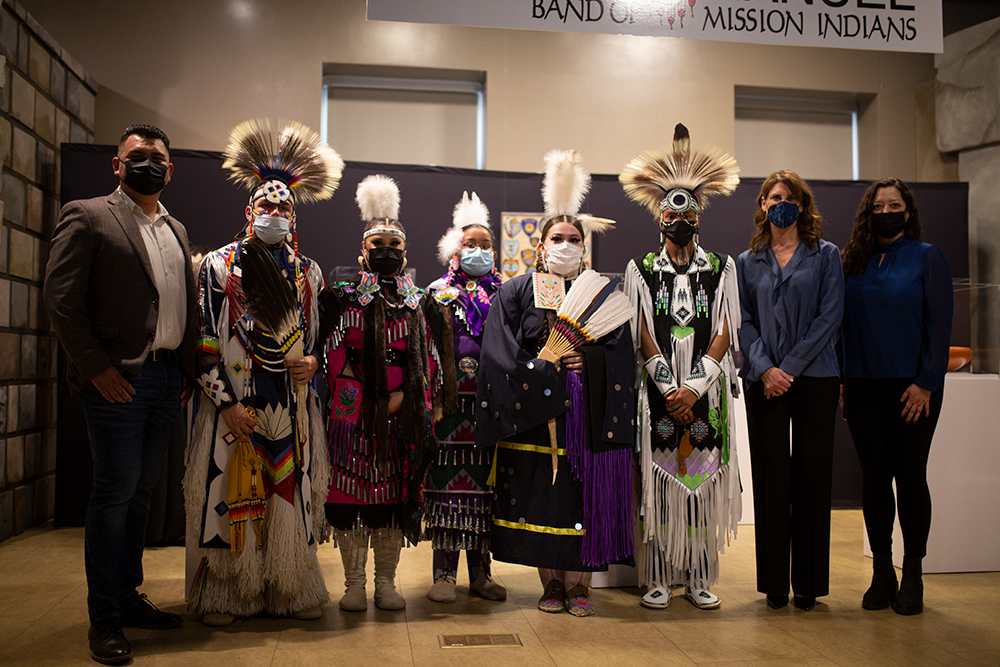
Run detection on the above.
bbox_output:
[357,255,365,269]
[449,256,459,271]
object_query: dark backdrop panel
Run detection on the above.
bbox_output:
[56,144,969,519]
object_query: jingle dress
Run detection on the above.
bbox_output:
[185,240,330,616]
[320,271,437,545]
[423,267,501,564]
[624,245,742,589]
[475,273,635,572]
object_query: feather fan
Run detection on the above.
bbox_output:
[239,238,299,345]
[537,269,633,483]
[538,270,633,364]
[223,118,344,202]
[619,123,739,214]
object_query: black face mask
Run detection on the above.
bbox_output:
[660,219,698,248]
[872,211,907,239]
[366,247,404,275]
[122,158,169,195]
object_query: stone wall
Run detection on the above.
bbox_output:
[936,15,1000,373]
[0,0,95,541]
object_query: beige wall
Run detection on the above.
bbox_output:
[21,0,936,179]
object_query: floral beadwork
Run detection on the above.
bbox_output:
[395,274,422,310]
[355,271,380,306]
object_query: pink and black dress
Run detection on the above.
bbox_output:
[319,271,438,545]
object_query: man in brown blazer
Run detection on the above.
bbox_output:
[43,124,195,665]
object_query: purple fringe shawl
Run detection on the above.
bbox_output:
[565,370,634,567]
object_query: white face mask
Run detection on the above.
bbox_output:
[252,213,291,245]
[544,241,584,277]
[460,247,494,277]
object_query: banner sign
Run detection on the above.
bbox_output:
[367,0,943,53]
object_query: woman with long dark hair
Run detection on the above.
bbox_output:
[476,150,634,617]
[423,192,506,603]
[737,169,844,612]
[320,175,437,613]
[841,177,952,616]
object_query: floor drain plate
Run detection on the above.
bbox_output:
[439,634,523,648]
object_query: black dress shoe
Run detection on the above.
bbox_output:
[89,618,131,664]
[766,594,788,609]
[793,595,817,611]
[119,593,183,629]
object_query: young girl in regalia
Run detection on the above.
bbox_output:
[320,175,437,612]
[476,150,635,617]
[423,192,506,603]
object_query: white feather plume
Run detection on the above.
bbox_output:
[437,228,465,265]
[437,191,492,265]
[542,149,590,217]
[356,174,400,222]
[578,215,616,236]
[453,191,490,230]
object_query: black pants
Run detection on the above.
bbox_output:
[744,376,839,598]
[844,377,943,559]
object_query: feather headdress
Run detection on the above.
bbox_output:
[222,118,344,204]
[619,123,739,216]
[437,191,491,265]
[542,149,616,236]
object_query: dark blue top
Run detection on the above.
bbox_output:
[737,239,844,382]
[842,236,953,391]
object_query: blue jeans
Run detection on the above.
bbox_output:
[79,358,183,623]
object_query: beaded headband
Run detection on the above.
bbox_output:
[363,225,406,240]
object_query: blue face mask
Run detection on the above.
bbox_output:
[460,247,494,277]
[252,213,291,245]
[767,200,800,228]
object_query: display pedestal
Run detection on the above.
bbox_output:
[862,373,1000,573]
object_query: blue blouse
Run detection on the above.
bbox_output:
[737,239,845,383]
[842,237,953,391]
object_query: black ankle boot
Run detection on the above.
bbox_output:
[894,556,923,615]
[862,552,898,610]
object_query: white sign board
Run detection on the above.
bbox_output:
[367,0,943,53]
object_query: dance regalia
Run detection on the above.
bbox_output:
[185,240,330,616]
[475,273,635,572]
[625,245,741,589]
[424,267,501,553]
[320,271,437,545]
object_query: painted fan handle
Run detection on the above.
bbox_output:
[546,358,562,485]
[549,418,559,485]
[538,347,562,365]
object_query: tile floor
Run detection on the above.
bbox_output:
[0,510,997,666]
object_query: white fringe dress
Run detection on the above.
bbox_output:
[624,245,742,590]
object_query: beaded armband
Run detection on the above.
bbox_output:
[197,360,238,409]
[682,355,722,400]
[644,354,677,397]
